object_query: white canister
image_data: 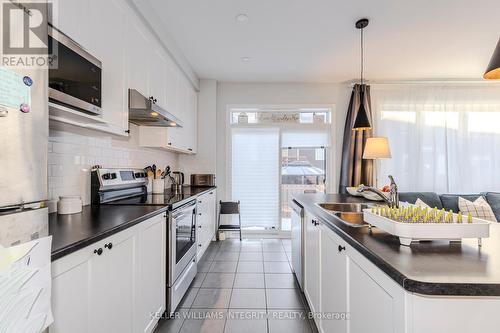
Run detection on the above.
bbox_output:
[218,231,226,241]
[152,179,165,194]
[57,196,83,215]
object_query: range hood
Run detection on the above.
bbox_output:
[128,89,183,127]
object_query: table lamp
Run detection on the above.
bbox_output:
[363,137,392,187]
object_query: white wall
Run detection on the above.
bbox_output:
[216,82,351,201]
[179,79,218,182]
[48,123,178,212]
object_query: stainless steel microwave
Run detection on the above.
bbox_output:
[48,26,102,115]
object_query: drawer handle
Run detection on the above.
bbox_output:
[94,248,103,255]
[198,213,202,216]
[105,242,113,250]
[312,219,319,226]
[338,245,346,253]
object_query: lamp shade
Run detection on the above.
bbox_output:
[363,137,392,159]
[484,38,500,80]
[353,102,371,130]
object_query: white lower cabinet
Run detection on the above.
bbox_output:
[319,224,347,333]
[303,209,403,333]
[50,213,166,333]
[304,212,320,315]
[348,258,395,333]
[136,213,167,333]
[196,190,217,261]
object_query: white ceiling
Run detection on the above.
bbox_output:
[144,0,500,83]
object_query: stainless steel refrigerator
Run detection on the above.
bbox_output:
[0,34,49,246]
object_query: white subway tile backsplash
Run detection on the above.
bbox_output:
[48,124,178,212]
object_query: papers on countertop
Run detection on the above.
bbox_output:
[0,236,53,333]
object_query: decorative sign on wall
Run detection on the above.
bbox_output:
[257,112,300,124]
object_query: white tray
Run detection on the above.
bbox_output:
[363,209,490,246]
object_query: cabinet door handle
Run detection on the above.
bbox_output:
[198,213,202,216]
[312,219,319,226]
[188,148,193,151]
[338,245,346,253]
[104,242,113,250]
[198,244,202,247]
[168,142,172,146]
[94,248,103,255]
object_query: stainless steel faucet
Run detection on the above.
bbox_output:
[357,175,399,208]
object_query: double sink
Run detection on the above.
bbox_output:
[316,203,372,227]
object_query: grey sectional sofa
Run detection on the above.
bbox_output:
[399,192,500,222]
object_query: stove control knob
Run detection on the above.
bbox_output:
[110,173,117,180]
[102,173,111,180]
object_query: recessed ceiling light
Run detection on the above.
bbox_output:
[236,14,249,24]
[241,57,252,62]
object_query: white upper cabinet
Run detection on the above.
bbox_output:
[126,21,150,98]
[53,0,90,49]
[86,0,128,136]
[165,59,180,117]
[50,1,198,145]
[149,47,168,109]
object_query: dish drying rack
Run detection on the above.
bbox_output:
[363,205,491,246]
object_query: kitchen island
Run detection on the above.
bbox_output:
[293,193,500,333]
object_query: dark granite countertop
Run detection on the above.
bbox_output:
[49,205,168,261]
[49,186,216,261]
[293,193,500,296]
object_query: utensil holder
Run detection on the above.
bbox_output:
[147,177,153,193]
[152,179,165,194]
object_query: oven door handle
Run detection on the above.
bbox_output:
[172,202,196,219]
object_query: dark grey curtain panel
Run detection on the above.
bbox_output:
[338,84,374,193]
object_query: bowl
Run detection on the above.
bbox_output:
[361,191,390,201]
[346,187,363,196]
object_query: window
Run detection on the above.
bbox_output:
[372,85,500,193]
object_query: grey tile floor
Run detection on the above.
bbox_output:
[155,238,318,333]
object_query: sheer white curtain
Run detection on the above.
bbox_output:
[231,128,280,228]
[371,84,500,193]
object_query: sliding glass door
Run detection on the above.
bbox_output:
[231,128,280,229]
[281,147,326,230]
[229,106,332,232]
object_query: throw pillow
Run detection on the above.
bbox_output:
[458,196,497,222]
[415,198,431,208]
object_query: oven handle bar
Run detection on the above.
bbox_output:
[171,200,197,219]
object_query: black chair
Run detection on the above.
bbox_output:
[217,201,242,241]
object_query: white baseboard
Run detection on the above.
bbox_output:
[221,229,291,239]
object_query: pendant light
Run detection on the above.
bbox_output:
[353,18,372,131]
[484,38,500,80]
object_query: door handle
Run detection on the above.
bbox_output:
[338,245,346,253]
[94,248,103,255]
[104,242,113,250]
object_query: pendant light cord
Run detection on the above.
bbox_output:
[360,27,364,85]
